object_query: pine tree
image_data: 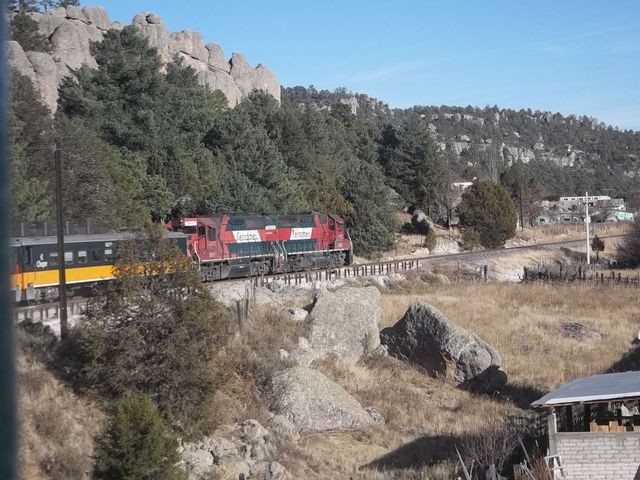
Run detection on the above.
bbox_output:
[10,13,51,52]
[9,72,53,222]
[616,219,640,267]
[457,180,518,249]
[93,391,183,480]
[8,0,40,13]
[590,234,605,263]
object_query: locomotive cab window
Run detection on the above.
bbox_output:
[49,252,58,266]
[78,251,88,265]
[207,228,216,241]
[92,250,102,262]
[104,249,113,261]
[198,225,206,237]
[329,218,336,230]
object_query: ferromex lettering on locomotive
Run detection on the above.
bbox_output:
[166,212,353,281]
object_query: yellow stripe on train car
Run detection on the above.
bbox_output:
[11,264,116,290]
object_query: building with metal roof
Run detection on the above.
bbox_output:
[531,371,640,480]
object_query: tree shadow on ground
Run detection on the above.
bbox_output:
[607,345,640,373]
[498,383,547,410]
[363,434,460,471]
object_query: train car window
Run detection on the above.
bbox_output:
[78,251,87,265]
[25,246,33,264]
[207,228,217,241]
[245,217,266,229]
[198,225,206,237]
[226,217,246,231]
[299,215,314,227]
[64,251,74,265]
[49,252,58,267]
[92,250,102,262]
[104,249,113,261]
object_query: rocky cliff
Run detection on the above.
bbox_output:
[8,5,280,111]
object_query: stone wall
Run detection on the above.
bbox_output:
[556,432,640,480]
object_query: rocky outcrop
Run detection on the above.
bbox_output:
[306,286,381,364]
[411,209,435,234]
[9,6,280,111]
[180,419,289,479]
[380,303,507,393]
[503,146,536,165]
[267,366,383,433]
[279,307,308,323]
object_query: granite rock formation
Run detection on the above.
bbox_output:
[9,6,280,111]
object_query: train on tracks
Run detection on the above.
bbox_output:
[11,212,352,303]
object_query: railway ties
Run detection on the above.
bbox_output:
[251,258,421,288]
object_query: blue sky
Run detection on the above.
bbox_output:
[92,1,640,130]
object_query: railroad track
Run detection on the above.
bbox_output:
[14,233,628,320]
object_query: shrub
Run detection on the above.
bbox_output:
[93,391,183,480]
[460,227,481,251]
[459,423,519,474]
[457,180,517,249]
[74,225,232,434]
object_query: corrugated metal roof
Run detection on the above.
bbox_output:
[532,371,640,408]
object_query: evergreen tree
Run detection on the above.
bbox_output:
[93,391,183,480]
[54,117,149,227]
[10,13,51,52]
[205,92,305,213]
[9,72,53,222]
[591,234,605,262]
[617,219,640,267]
[58,28,228,217]
[378,116,447,212]
[457,180,517,249]
[8,0,40,13]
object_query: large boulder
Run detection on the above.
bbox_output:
[180,419,288,479]
[411,209,435,234]
[306,286,381,364]
[267,366,383,433]
[7,41,35,82]
[380,303,507,393]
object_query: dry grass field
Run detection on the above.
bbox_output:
[509,221,631,246]
[18,351,103,480]
[281,281,639,479]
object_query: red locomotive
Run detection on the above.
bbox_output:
[166,212,353,280]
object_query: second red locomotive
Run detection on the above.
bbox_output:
[167,212,352,280]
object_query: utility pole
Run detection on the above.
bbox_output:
[585,191,591,265]
[519,183,525,231]
[54,142,68,339]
